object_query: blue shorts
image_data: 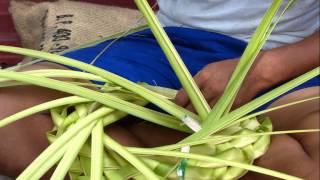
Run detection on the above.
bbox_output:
[63,27,319,110]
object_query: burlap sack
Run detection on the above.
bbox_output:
[9,0,144,53]
[9,1,48,50]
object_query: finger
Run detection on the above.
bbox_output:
[207,90,246,110]
[233,85,257,108]
[209,97,219,108]
[175,69,209,107]
[175,89,190,107]
[201,84,219,103]
[185,103,196,113]
[193,70,210,89]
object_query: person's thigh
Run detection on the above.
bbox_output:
[266,86,319,131]
[0,85,144,177]
[0,86,63,177]
[244,87,319,180]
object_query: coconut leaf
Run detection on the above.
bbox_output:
[135,0,210,120]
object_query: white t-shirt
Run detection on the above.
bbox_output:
[157,0,319,49]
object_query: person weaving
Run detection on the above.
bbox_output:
[0,1,319,179]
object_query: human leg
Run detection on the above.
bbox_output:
[243,87,319,180]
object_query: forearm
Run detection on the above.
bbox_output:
[257,31,319,85]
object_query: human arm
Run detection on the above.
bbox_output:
[175,31,320,110]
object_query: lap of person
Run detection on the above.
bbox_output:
[0,63,68,177]
[267,86,319,131]
[266,86,319,162]
[243,86,319,179]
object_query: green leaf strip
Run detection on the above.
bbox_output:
[134,0,210,120]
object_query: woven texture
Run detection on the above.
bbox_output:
[47,88,272,180]
[9,0,145,53]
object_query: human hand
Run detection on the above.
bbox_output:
[175,56,273,111]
